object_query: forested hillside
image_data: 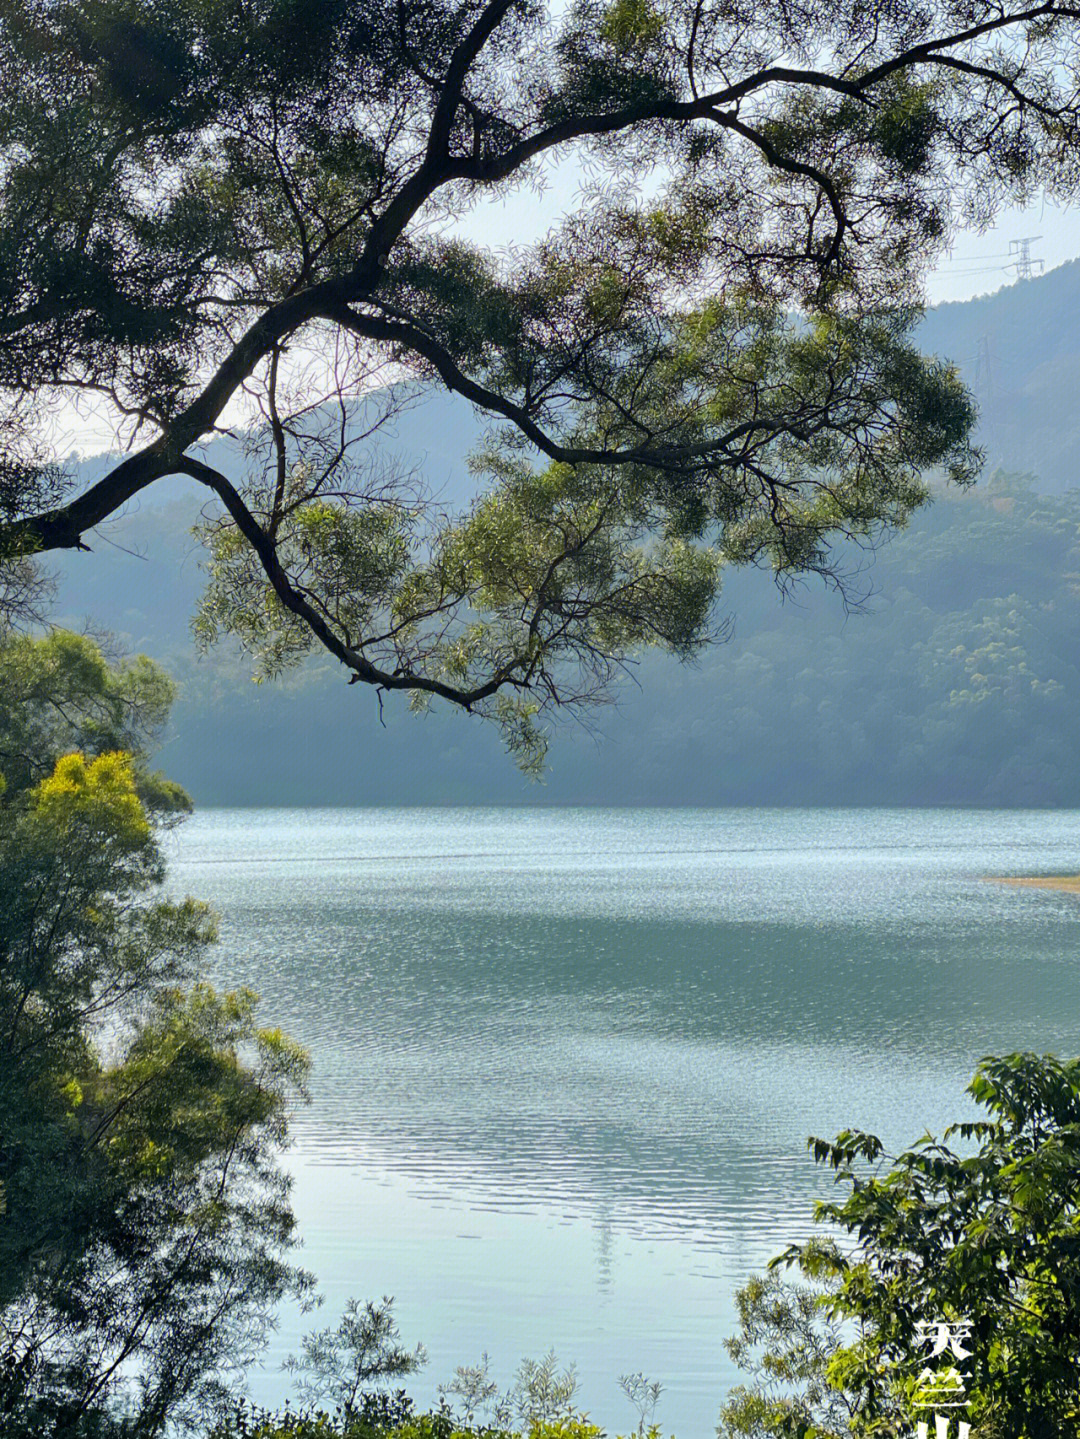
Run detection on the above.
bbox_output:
[50,266,1080,807]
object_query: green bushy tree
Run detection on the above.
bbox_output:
[284,1299,427,1418]
[716,1258,885,1439]
[0,630,312,1438]
[720,1053,1080,1439]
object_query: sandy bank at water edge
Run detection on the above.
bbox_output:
[987,874,1080,892]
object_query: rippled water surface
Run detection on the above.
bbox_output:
[164,807,1080,1436]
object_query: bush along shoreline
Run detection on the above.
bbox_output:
[211,1346,667,1439]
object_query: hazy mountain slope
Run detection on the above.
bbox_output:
[918,260,1080,491]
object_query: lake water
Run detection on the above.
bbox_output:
[163,807,1080,1437]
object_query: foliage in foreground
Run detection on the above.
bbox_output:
[211,1414,616,1439]
[0,630,311,1437]
[718,1052,1080,1439]
[211,1319,663,1439]
[210,1401,659,1439]
[716,1263,870,1439]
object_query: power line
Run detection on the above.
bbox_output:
[972,333,1003,470]
[936,250,1013,264]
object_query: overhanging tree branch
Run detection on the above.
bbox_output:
[180,456,516,707]
[0,0,1067,750]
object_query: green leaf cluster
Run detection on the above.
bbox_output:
[718,1261,864,1439]
[193,445,723,772]
[212,1411,652,1439]
[748,1053,1080,1439]
[285,1299,428,1417]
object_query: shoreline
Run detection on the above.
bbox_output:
[987,874,1080,892]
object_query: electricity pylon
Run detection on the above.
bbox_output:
[1008,236,1044,279]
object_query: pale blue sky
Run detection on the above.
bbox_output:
[459,164,1080,307]
[928,195,1080,305]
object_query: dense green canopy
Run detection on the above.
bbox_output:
[4,0,1080,756]
[0,631,310,1438]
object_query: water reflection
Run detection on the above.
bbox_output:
[164,808,1080,1434]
